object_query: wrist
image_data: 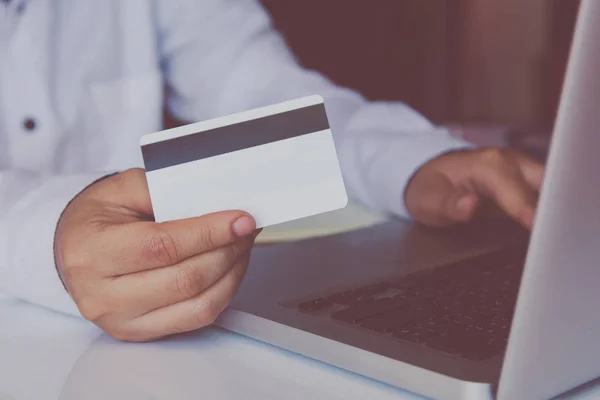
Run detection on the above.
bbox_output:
[53,172,119,291]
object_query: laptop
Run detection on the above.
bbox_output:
[215,1,600,399]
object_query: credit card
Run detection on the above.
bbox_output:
[140,95,348,228]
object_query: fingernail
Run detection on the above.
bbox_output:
[233,215,256,237]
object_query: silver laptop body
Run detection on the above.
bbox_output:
[216,1,600,398]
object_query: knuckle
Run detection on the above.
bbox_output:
[108,327,148,343]
[228,243,242,262]
[58,249,93,284]
[142,228,179,265]
[123,167,145,179]
[59,240,87,268]
[503,191,529,213]
[117,168,147,192]
[516,198,533,213]
[233,257,251,280]
[479,148,508,165]
[193,299,220,328]
[217,243,241,266]
[175,264,204,298]
[117,168,143,184]
[77,296,109,322]
[196,224,219,250]
[107,330,131,342]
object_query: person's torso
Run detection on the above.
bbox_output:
[0,0,164,173]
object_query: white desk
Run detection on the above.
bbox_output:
[1,205,599,400]
[0,295,422,400]
[2,297,600,400]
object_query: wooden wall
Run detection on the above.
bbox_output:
[261,0,456,124]
[261,0,580,131]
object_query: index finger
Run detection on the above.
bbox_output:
[513,152,545,191]
[98,210,257,276]
[473,167,537,229]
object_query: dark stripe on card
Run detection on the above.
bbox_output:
[142,103,329,172]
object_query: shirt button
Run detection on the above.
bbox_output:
[16,2,26,14]
[23,117,37,132]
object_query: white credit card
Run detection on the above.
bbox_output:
[140,95,348,228]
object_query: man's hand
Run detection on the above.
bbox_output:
[54,168,259,342]
[405,148,544,229]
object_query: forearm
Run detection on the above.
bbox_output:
[159,0,472,218]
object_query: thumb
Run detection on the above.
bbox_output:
[450,191,480,223]
[82,168,155,217]
[406,172,479,226]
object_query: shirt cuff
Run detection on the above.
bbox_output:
[2,174,106,317]
[361,127,474,219]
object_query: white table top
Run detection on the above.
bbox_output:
[0,294,424,400]
[2,204,600,400]
[0,205,412,400]
[3,296,600,400]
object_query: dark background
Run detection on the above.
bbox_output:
[164,0,580,148]
[260,0,580,132]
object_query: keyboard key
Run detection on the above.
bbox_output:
[331,296,409,324]
[298,298,333,312]
[360,308,416,333]
[295,245,526,361]
[326,283,389,307]
[394,329,426,345]
[392,322,435,344]
[327,289,363,307]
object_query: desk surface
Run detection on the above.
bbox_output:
[2,298,600,400]
[1,206,599,400]
[0,295,421,400]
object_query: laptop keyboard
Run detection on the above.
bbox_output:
[296,247,526,361]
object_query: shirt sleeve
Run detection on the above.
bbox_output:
[0,170,106,316]
[155,0,473,218]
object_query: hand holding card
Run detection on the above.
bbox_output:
[140,95,348,227]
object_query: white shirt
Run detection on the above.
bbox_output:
[0,0,469,316]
